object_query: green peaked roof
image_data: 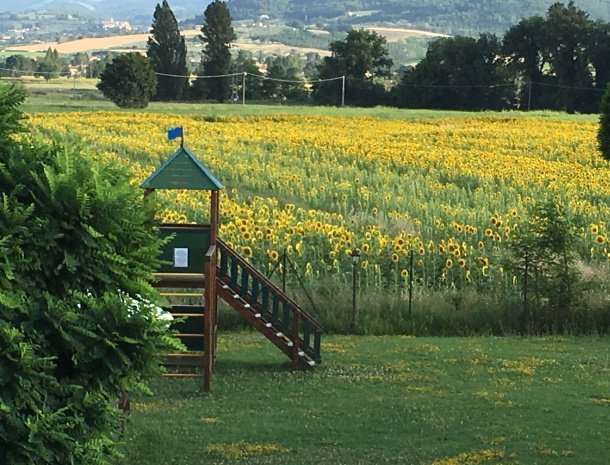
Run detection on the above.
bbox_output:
[140,146,224,191]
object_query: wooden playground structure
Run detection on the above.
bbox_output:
[141,144,323,392]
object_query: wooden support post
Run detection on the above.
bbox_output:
[204,245,217,393]
[210,190,219,245]
[291,306,300,370]
[203,189,220,393]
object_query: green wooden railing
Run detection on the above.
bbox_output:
[217,238,322,364]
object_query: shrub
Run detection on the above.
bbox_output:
[97,53,157,108]
[0,83,176,464]
[503,200,584,333]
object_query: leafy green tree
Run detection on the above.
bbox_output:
[395,34,514,110]
[232,50,263,101]
[589,21,610,91]
[70,52,90,77]
[262,56,308,102]
[599,83,610,160]
[147,0,188,101]
[1,55,37,77]
[0,82,176,464]
[97,52,157,108]
[303,52,321,80]
[88,53,116,79]
[193,0,236,102]
[504,200,583,333]
[36,47,62,81]
[313,29,392,106]
[545,1,595,113]
[502,15,553,110]
[503,2,606,113]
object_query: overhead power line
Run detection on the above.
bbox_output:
[246,73,344,84]
[157,70,344,84]
[532,81,606,93]
[400,81,606,92]
[0,67,71,76]
[156,71,242,79]
[401,82,514,89]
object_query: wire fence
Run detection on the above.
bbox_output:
[1,65,606,108]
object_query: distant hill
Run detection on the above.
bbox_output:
[0,0,210,25]
[1,0,609,34]
[227,0,610,35]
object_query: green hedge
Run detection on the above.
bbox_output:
[0,83,177,464]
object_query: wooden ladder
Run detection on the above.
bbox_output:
[153,239,322,390]
[154,276,207,380]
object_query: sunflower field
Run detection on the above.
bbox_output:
[29,112,610,334]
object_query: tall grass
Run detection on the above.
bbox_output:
[262,270,610,336]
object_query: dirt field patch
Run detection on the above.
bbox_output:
[6,29,329,56]
[6,30,206,54]
[365,26,450,42]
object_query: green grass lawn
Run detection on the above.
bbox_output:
[120,332,609,465]
[9,77,598,121]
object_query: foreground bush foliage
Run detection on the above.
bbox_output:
[0,83,176,464]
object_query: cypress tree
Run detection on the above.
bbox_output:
[147,0,188,101]
[194,0,236,102]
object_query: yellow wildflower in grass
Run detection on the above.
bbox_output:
[204,442,288,460]
[587,395,610,406]
[499,357,551,376]
[535,443,574,457]
[201,417,222,424]
[474,390,513,407]
[429,449,504,465]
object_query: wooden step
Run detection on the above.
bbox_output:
[165,353,204,368]
[154,273,205,288]
[166,352,204,357]
[160,292,203,298]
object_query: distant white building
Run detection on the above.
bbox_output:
[101,19,133,31]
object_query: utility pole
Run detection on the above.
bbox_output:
[341,75,345,107]
[242,72,246,105]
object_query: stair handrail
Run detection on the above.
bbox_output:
[267,249,321,321]
[216,238,323,331]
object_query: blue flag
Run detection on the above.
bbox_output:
[167,127,183,140]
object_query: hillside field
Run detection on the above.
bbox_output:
[27,105,610,334]
[4,25,437,55]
